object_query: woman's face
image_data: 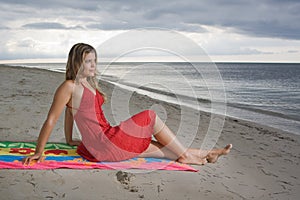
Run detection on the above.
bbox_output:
[82,52,96,77]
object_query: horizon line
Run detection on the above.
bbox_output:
[0,58,299,64]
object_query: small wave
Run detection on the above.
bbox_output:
[50,68,66,73]
[100,76,212,104]
[228,102,300,122]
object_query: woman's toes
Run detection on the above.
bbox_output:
[223,144,233,155]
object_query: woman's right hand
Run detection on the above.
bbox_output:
[22,152,44,166]
[68,139,82,146]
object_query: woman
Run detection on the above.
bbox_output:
[23,43,232,165]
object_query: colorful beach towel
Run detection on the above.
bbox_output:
[0,142,197,172]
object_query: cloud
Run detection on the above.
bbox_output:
[0,0,101,11]
[3,37,62,59]
[22,22,67,30]
[287,50,298,53]
[0,0,300,61]
[0,25,10,30]
[86,22,207,33]
[15,38,37,48]
[22,22,84,30]
[1,0,299,40]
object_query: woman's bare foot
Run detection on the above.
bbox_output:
[206,144,232,163]
[177,152,208,165]
[176,144,232,165]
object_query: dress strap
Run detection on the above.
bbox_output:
[81,81,96,96]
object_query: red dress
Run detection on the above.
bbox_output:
[73,84,156,162]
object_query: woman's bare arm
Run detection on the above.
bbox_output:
[23,80,73,164]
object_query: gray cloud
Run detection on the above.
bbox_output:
[0,0,299,40]
[288,50,298,53]
[0,25,10,30]
[0,0,300,60]
[86,22,207,33]
[15,38,37,48]
[22,22,67,30]
[0,0,101,11]
[22,22,84,30]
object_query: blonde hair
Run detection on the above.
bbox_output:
[66,43,106,101]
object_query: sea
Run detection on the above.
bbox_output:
[6,62,300,135]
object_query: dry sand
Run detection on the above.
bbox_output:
[0,65,299,200]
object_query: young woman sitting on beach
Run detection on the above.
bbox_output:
[23,43,232,166]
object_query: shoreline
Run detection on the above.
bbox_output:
[104,78,300,135]
[1,65,300,199]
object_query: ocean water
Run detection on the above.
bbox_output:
[6,62,300,135]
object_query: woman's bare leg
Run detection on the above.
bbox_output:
[150,116,207,165]
[138,141,178,160]
[141,116,232,165]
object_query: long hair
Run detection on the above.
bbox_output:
[66,43,106,101]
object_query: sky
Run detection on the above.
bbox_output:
[0,0,300,63]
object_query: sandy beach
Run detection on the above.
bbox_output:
[0,65,299,200]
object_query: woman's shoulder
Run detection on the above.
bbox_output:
[56,80,75,93]
[63,80,75,87]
